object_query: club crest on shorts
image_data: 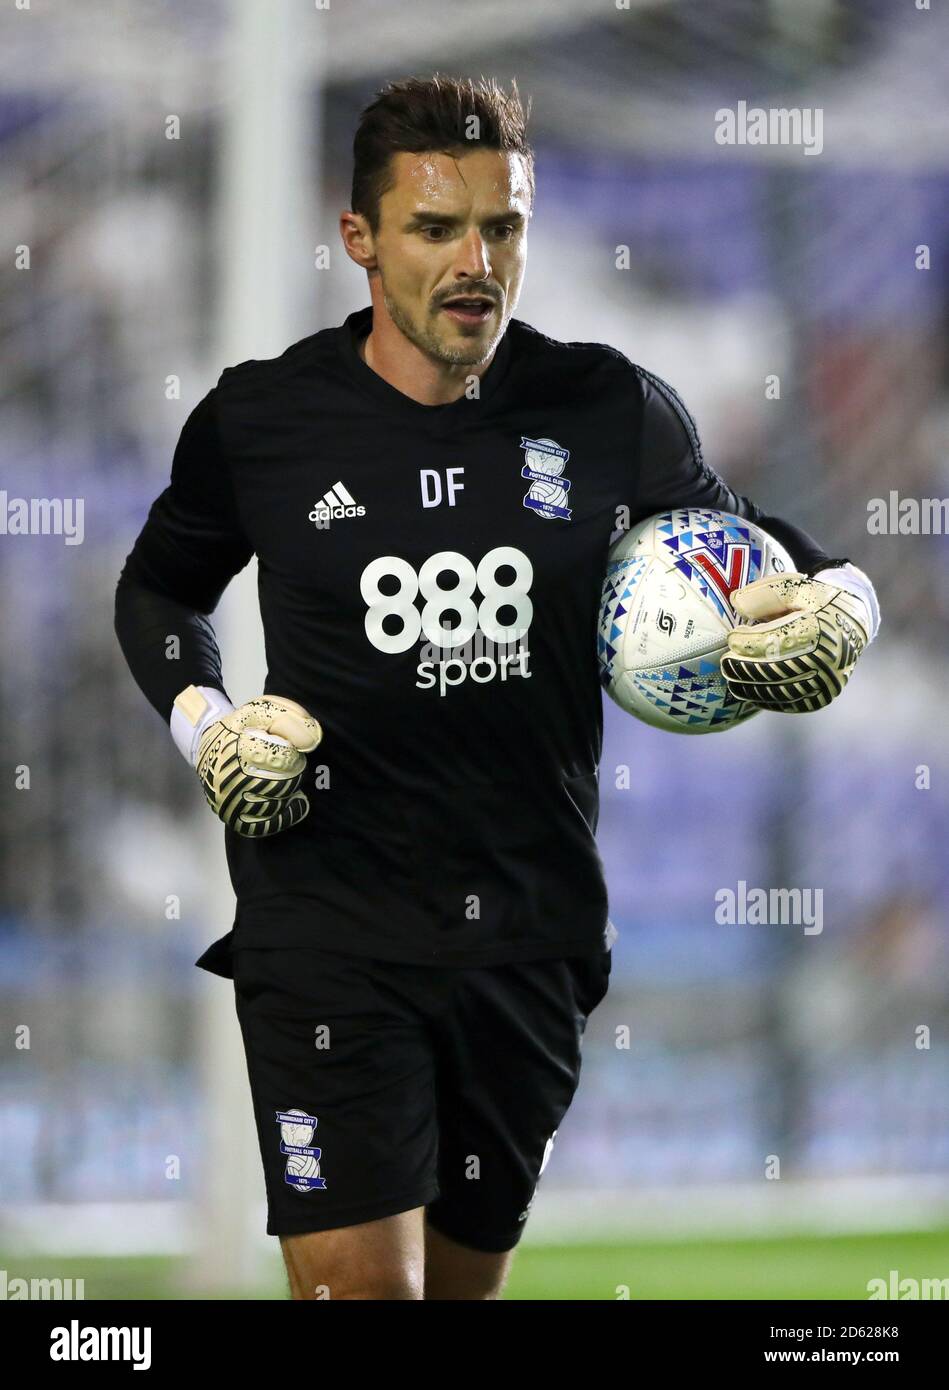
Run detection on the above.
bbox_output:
[520,437,572,521]
[276,1108,327,1192]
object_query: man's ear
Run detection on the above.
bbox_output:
[339,210,377,271]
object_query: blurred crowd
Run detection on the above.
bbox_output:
[1,0,947,1205]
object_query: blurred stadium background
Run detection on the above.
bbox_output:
[2,0,948,1299]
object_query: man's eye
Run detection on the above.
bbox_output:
[420,225,515,240]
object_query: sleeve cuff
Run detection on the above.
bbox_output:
[170,685,235,766]
[813,562,881,644]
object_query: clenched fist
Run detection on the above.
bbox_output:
[173,686,322,837]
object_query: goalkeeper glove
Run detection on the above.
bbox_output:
[720,562,879,714]
[171,685,322,836]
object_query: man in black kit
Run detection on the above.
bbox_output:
[114,74,879,1300]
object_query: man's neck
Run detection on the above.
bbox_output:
[357,324,496,407]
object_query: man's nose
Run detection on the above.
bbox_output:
[453,229,491,279]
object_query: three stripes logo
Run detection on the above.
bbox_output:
[309,481,366,527]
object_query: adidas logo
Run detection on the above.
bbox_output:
[308,481,366,525]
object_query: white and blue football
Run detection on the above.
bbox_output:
[597,508,794,733]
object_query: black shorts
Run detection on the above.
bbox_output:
[198,940,611,1252]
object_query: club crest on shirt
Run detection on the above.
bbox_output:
[276,1108,327,1191]
[520,437,572,521]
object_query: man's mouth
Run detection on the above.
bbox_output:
[440,296,495,324]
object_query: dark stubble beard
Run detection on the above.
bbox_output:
[383,287,500,369]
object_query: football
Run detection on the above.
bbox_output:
[597,508,795,733]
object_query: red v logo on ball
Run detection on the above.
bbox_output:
[687,543,751,609]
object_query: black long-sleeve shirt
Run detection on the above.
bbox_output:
[115,305,843,966]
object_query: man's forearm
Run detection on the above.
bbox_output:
[738,504,847,578]
[113,568,230,725]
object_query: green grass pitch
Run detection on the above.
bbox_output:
[3,1229,948,1300]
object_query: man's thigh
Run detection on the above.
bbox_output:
[280,1207,426,1300]
[232,946,441,1243]
[423,1219,514,1300]
[426,947,612,1255]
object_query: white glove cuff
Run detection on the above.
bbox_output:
[171,685,236,767]
[813,562,881,644]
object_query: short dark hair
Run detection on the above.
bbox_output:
[351,73,534,234]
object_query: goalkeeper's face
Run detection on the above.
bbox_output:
[367,148,530,368]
